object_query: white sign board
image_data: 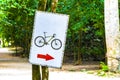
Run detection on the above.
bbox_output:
[29,11,69,68]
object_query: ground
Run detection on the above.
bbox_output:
[0,48,120,80]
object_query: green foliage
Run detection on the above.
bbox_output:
[100,62,109,72]
[57,0,105,61]
[0,0,106,59]
[96,62,110,77]
[97,70,106,76]
[0,0,38,56]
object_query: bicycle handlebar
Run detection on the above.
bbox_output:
[43,32,56,38]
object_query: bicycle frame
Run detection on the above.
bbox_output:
[43,32,56,44]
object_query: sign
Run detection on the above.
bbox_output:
[29,11,69,68]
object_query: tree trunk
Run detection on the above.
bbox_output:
[74,30,82,65]
[38,0,47,11]
[41,1,58,80]
[104,0,120,71]
[77,30,82,64]
[51,0,58,12]
[32,65,41,80]
[32,0,48,80]
[42,66,49,80]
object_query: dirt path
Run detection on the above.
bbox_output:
[0,48,120,80]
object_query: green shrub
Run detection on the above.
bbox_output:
[100,62,109,72]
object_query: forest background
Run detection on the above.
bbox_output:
[0,0,120,64]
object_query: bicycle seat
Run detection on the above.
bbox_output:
[44,32,47,34]
[53,34,56,37]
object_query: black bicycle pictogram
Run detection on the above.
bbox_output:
[34,32,62,50]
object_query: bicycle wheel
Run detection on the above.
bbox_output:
[34,36,45,47]
[51,39,62,50]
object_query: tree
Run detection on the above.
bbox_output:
[57,0,105,63]
[105,0,120,71]
[0,0,38,56]
[32,0,47,80]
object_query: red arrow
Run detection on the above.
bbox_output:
[37,54,54,61]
